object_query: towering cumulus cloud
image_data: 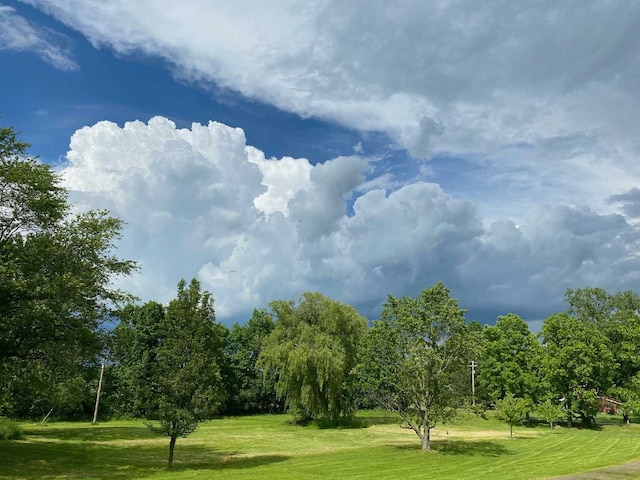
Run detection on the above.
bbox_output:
[60,117,640,324]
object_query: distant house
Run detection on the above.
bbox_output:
[598,396,622,415]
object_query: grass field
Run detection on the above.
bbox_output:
[3,411,640,479]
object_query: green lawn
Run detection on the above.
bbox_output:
[3,411,640,479]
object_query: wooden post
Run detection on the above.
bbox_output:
[40,407,54,426]
[92,359,105,425]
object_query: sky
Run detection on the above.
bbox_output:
[2,0,640,327]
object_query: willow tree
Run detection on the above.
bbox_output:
[259,292,367,423]
[359,282,469,451]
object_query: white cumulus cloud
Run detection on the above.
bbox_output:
[59,117,640,324]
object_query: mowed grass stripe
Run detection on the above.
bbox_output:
[3,413,640,479]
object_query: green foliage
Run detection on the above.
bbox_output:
[0,417,23,440]
[359,282,469,450]
[222,309,282,414]
[609,374,640,424]
[565,288,640,390]
[0,124,67,242]
[537,399,564,429]
[541,312,613,426]
[467,402,488,419]
[110,301,167,418]
[0,124,136,418]
[496,394,529,437]
[259,292,366,424]
[480,314,543,404]
[141,279,225,468]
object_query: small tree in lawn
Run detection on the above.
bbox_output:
[496,394,529,437]
[358,283,469,451]
[537,399,564,430]
[146,279,225,468]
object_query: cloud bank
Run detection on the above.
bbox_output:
[60,117,640,324]
[22,0,640,221]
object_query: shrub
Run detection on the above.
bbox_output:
[0,418,23,440]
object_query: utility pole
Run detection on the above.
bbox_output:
[92,358,105,425]
[469,360,477,405]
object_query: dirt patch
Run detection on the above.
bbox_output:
[431,428,540,440]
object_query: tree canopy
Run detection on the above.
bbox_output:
[541,312,613,426]
[359,282,469,451]
[143,279,226,468]
[222,308,282,414]
[259,292,367,423]
[481,313,543,404]
[0,123,136,417]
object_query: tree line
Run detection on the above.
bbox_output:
[3,123,640,465]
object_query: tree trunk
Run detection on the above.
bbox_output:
[421,427,431,451]
[567,411,572,428]
[624,413,629,425]
[509,423,513,438]
[168,435,177,469]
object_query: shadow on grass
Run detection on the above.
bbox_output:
[357,415,403,428]
[285,415,402,430]
[575,423,603,431]
[296,413,402,430]
[23,425,156,442]
[393,439,513,457]
[316,416,401,429]
[0,439,288,479]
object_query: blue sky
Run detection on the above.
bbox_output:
[2,0,640,327]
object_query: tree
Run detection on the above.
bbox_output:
[564,288,640,421]
[480,314,543,404]
[0,124,136,417]
[537,399,564,430]
[609,373,640,425]
[222,309,282,414]
[541,313,613,427]
[0,124,67,243]
[496,394,529,437]
[598,291,640,406]
[359,282,469,451]
[142,279,225,469]
[259,292,366,423]
[110,301,166,418]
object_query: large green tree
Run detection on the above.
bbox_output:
[144,279,226,469]
[259,292,366,423]
[359,282,469,451]
[480,314,543,404]
[0,124,135,417]
[541,312,613,426]
[564,287,640,421]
